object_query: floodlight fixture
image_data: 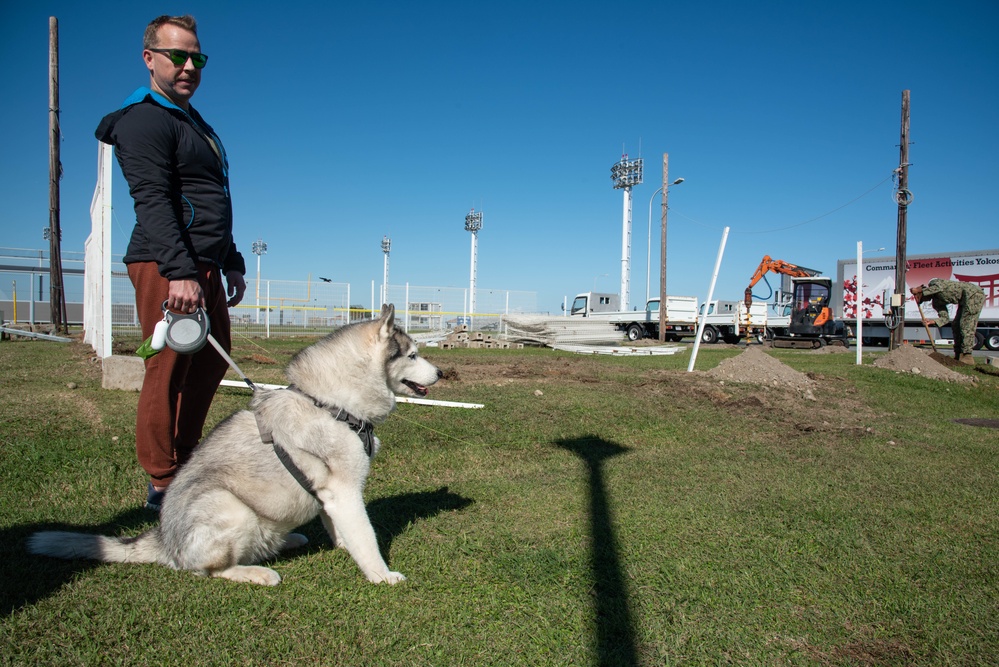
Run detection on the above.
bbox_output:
[465,209,483,232]
[611,154,644,189]
[382,236,391,254]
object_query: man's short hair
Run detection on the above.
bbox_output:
[143,15,198,49]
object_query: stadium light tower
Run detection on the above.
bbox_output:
[611,154,643,310]
[381,235,391,309]
[251,238,267,324]
[465,208,483,325]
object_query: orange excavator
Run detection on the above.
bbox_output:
[745,255,851,349]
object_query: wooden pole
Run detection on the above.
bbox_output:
[891,90,910,350]
[658,153,668,341]
[48,16,67,333]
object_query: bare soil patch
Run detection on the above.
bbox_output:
[436,346,880,439]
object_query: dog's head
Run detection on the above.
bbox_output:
[378,304,443,398]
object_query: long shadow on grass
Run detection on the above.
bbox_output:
[2,486,472,617]
[557,436,638,667]
[1,508,155,617]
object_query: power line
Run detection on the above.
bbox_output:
[669,172,896,234]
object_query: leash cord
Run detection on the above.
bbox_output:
[206,333,257,390]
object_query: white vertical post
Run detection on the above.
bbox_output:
[856,241,863,365]
[346,284,350,326]
[620,186,632,311]
[404,282,410,333]
[265,281,271,338]
[688,227,730,372]
[469,230,477,323]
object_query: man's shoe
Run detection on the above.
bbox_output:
[145,482,165,512]
[960,355,976,366]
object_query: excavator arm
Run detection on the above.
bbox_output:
[744,255,821,308]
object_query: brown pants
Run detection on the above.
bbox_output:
[127,261,232,487]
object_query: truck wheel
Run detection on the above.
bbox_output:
[974,332,985,350]
[626,324,644,341]
[701,326,718,344]
[986,332,999,351]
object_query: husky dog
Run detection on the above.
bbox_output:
[29,304,442,586]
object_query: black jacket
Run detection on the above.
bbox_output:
[95,88,246,280]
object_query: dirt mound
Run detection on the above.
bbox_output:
[705,345,816,393]
[871,345,973,383]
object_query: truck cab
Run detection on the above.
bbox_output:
[570,292,620,317]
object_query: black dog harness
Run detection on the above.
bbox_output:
[255,385,376,499]
[286,385,376,457]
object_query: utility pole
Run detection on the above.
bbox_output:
[891,90,911,350]
[48,16,67,333]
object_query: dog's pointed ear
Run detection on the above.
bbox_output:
[379,303,395,336]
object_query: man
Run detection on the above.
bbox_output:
[96,15,246,509]
[910,278,985,365]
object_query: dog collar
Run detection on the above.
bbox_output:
[287,385,376,457]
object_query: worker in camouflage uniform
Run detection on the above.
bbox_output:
[910,278,985,365]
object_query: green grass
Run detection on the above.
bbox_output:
[1,336,997,666]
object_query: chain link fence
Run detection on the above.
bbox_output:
[1,248,539,339]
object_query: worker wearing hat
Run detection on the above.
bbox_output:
[910,278,985,365]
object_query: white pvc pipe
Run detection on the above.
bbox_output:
[688,226,730,372]
[856,241,863,365]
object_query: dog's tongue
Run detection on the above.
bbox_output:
[404,380,428,397]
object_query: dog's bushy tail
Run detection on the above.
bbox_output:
[28,529,165,565]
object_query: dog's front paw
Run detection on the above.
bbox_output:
[370,571,406,585]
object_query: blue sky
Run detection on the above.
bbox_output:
[2,1,997,314]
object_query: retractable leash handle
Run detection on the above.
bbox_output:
[151,301,258,391]
[152,300,211,353]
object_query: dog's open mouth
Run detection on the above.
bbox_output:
[402,380,429,397]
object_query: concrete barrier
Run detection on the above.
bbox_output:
[102,355,145,391]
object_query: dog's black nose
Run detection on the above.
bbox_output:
[437,369,444,379]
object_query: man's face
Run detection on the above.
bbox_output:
[143,24,202,108]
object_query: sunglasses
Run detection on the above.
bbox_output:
[149,48,208,69]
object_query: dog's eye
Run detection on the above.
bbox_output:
[408,352,417,360]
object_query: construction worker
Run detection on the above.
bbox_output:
[910,278,985,365]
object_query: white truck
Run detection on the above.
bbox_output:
[568,292,699,341]
[834,248,999,350]
[696,300,769,344]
